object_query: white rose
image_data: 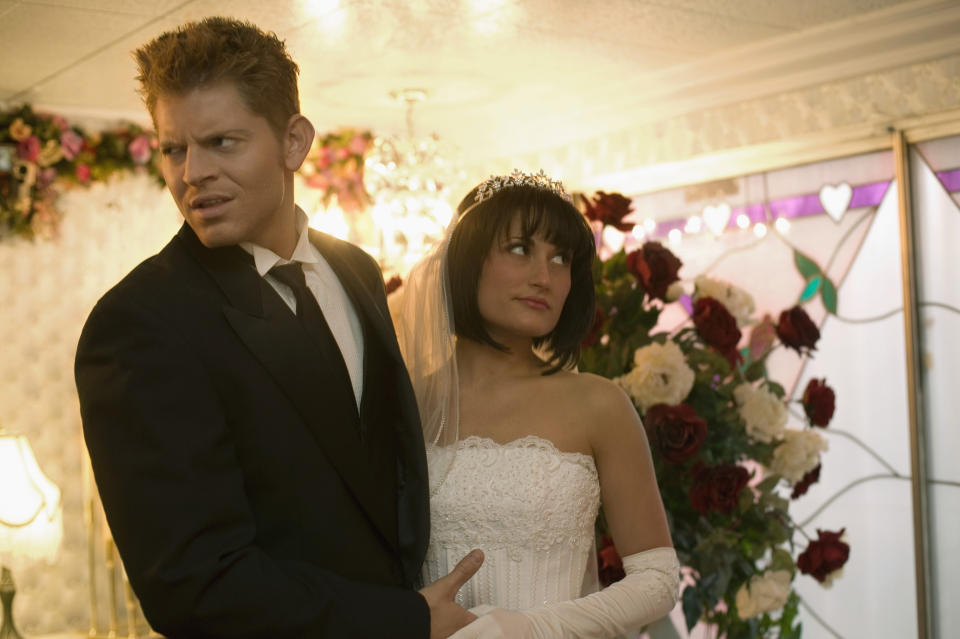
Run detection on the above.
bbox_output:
[770,429,828,483]
[665,280,686,302]
[735,570,792,619]
[694,275,755,326]
[734,383,787,443]
[615,340,695,411]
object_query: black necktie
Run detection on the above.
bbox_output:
[269,262,318,322]
[269,263,355,399]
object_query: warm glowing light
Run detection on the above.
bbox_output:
[601,226,626,253]
[702,203,731,236]
[0,433,63,561]
[303,0,346,34]
[304,0,340,15]
[775,217,791,234]
[736,214,751,229]
[684,215,703,234]
[753,223,768,238]
[643,218,657,233]
[308,204,350,241]
[631,226,646,241]
[668,229,682,245]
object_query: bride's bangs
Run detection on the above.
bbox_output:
[501,190,594,260]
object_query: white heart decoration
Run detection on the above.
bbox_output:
[819,182,852,223]
[702,203,731,236]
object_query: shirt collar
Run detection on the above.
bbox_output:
[240,206,319,276]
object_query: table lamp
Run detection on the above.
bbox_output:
[0,429,63,639]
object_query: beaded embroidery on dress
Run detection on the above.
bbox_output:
[422,435,601,610]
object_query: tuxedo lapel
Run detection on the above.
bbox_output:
[311,231,430,583]
[175,224,399,550]
[310,230,402,367]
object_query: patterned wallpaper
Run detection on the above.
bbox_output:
[0,174,179,634]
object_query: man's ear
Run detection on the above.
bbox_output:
[283,114,315,171]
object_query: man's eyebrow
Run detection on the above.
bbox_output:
[201,129,249,140]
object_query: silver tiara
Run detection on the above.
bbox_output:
[475,169,572,204]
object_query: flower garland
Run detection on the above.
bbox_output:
[0,104,161,240]
[582,191,849,637]
[299,127,373,213]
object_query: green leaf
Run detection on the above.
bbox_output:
[821,277,838,314]
[743,359,766,382]
[793,250,822,280]
[682,586,702,631]
[770,548,796,573]
[755,475,780,493]
[762,380,786,399]
[799,276,822,302]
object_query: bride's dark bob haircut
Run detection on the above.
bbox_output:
[447,181,597,374]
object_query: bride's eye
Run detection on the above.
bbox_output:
[506,242,529,256]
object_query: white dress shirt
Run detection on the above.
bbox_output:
[241,208,364,408]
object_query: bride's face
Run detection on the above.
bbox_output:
[475,214,572,343]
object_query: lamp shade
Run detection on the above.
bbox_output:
[0,434,63,563]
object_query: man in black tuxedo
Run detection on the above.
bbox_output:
[75,17,479,639]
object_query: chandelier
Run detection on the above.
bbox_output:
[363,89,465,277]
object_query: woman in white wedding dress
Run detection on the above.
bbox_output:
[394,170,679,638]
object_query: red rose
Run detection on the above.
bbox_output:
[583,191,635,232]
[644,403,707,464]
[597,535,625,587]
[693,297,742,362]
[791,464,821,499]
[582,307,606,347]
[777,306,820,354]
[626,242,682,301]
[802,378,836,427]
[384,275,402,296]
[690,463,750,515]
[798,529,849,583]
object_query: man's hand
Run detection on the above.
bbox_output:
[419,549,484,639]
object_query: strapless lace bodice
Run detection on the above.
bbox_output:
[422,435,601,610]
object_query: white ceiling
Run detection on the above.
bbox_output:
[2,0,959,166]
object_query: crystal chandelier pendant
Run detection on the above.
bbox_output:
[365,89,466,277]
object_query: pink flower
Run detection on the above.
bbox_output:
[348,134,369,155]
[17,136,41,162]
[60,130,84,161]
[318,146,333,169]
[51,115,70,131]
[128,134,153,165]
[75,163,91,182]
[39,167,58,187]
[335,147,350,161]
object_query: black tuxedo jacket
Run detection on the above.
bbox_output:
[76,223,431,638]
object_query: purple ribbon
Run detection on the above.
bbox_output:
[643,180,895,239]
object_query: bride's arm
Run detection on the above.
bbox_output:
[451,376,679,639]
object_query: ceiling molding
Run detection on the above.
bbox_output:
[561,0,960,134]
[583,107,960,196]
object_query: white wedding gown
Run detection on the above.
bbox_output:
[421,434,602,610]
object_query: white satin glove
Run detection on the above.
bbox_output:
[449,547,680,639]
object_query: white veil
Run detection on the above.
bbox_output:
[392,213,462,494]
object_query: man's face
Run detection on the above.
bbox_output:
[155,83,294,252]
